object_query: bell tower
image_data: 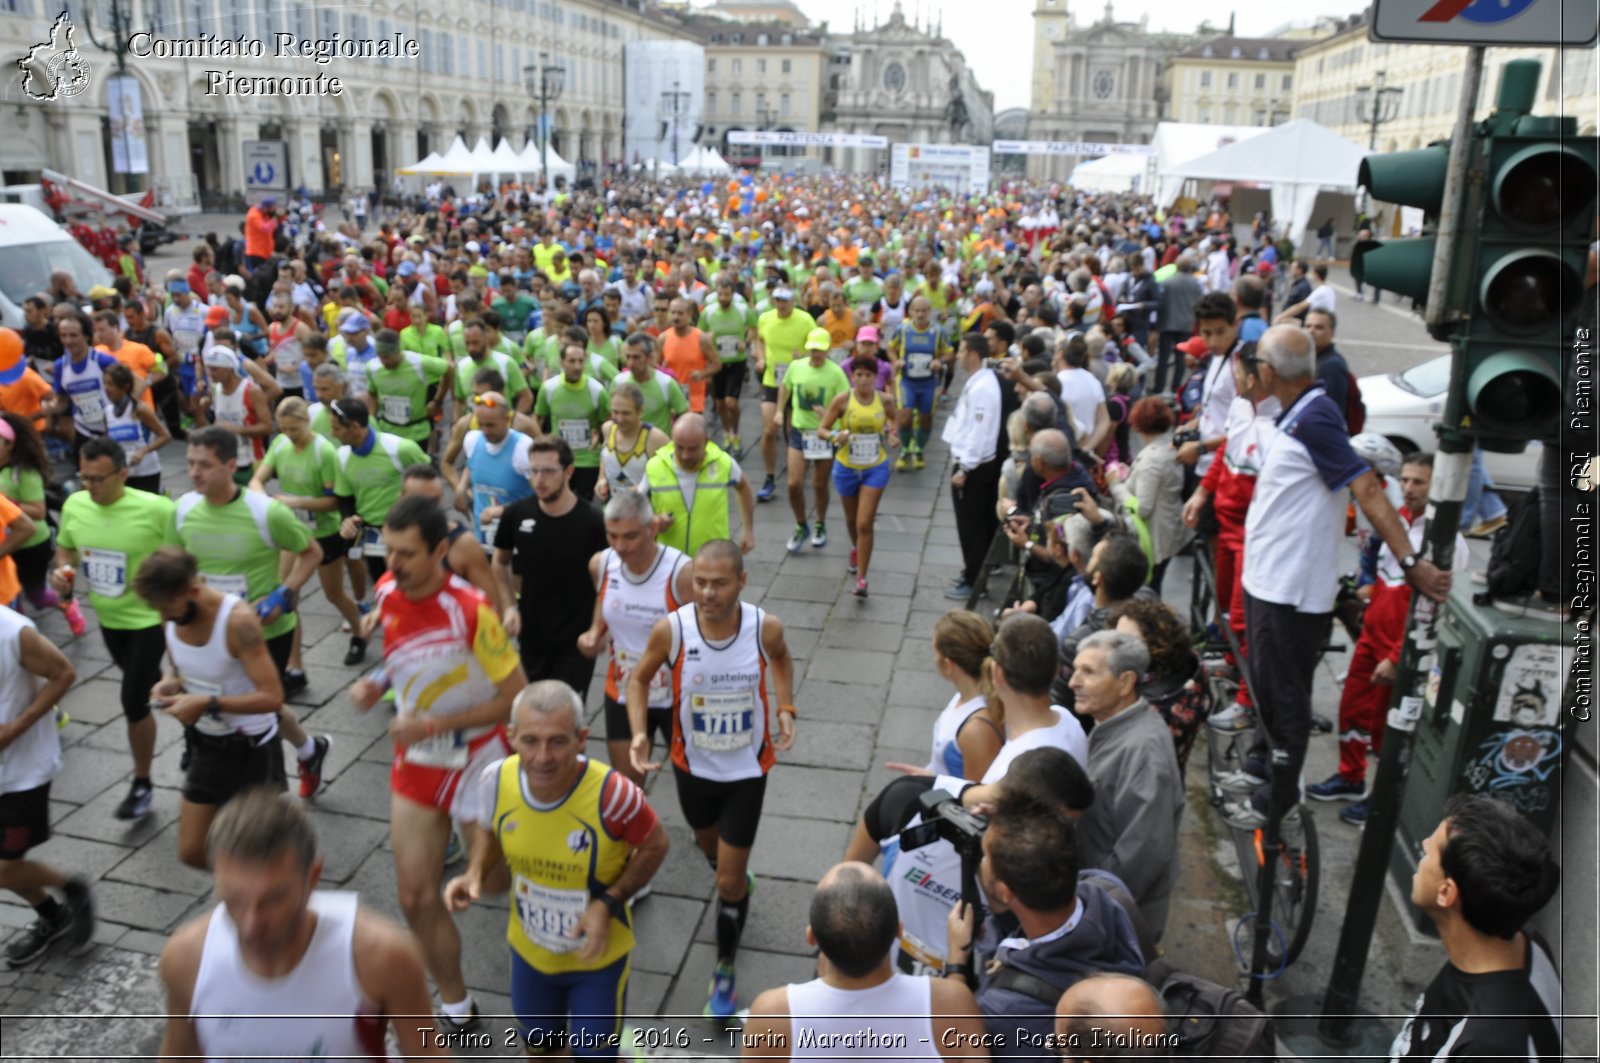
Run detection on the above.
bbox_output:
[1032,0,1070,113]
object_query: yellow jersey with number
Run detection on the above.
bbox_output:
[836,391,889,470]
[493,755,640,972]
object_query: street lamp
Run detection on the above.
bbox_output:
[1354,70,1404,151]
[523,54,566,182]
[83,0,153,193]
[659,81,691,168]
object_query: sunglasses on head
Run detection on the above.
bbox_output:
[471,395,505,409]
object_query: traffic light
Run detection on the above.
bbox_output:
[1458,61,1597,447]
[1351,143,1449,333]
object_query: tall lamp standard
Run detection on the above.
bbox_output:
[1354,70,1403,218]
[659,81,691,168]
[523,54,566,183]
[84,0,152,194]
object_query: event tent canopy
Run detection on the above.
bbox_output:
[395,151,469,176]
[488,138,526,177]
[1067,151,1148,193]
[434,136,477,176]
[1158,119,1365,246]
[1149,122,1272,206]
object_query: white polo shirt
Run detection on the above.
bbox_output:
[1196,342,1241,476]
[1242,386,1369,614]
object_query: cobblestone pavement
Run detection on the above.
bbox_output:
[0,263,1479,1057]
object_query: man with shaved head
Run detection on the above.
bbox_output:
[741,863,986,1061]
[1055,974,1173,1060]
[641,413,756,555]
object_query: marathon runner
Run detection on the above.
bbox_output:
[752,287,816,502]
[173,426,330,791]
[134,547,287,868]
[444,681,669,1058]
[0,604,95,969]
[778,328,851,554]
[441,391,534,549]
[101,362,170,495]
[698,275,757,452]
[640,414,756,557]
[660,298,721,416]
[576,489,694,787]
[330,399,430,584]
[625,539,797,1019]
[264,294,315,401]
[248,396,367,667]
[819,355,900,597]
[161,271,208,424]
[612,334,688,432]
[398,466,510,617]
[888,296,953,471]
[535,344,611,502]
[50,312,119,452]
[157,790,444,1058]
[199,345,272,486]
[51,437,176,820]
[364,328,453,449]
[596,380,670,501]
[454,318,533,415]
[349,495,527,1032]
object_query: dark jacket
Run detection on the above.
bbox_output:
[1118,273,1159,341]
[1282,276,1313,317]
[1155,271,1203,334]
[1023,469,1098,584]
[973,871,1148,1062]
[1316,345,1351,417]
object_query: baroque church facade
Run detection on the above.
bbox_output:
[1026,0,1188,180]
[822,0,995,173]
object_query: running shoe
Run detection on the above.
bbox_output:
[4,907,72,968]
[1340,800,1369,826]
[912,452,926,470]
[1218,798,1266,829]
[298,735,332,799]
[114,780,153,821]
[848,548,858,573]
[1307,775,1364,802]
[438,1000,482,1032]
[1214,769,1267,794]
[54,706,69,731]
[810,522,827,548]
[727,434,741,453]
[63,877,94,948]
[756,477,777,503]
[63,599,86,637]
[705,962,738,1021]
[786,525,807,554]
[943,580,973,600]
[282,669,309,697]
[344,637,368,667]
[1207,704,1255,732]
[894,453,911,472]
[853,577,868,598]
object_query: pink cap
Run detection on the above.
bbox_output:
[856,325,880,343]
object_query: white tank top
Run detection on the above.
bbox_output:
[165,594,277,737]
[191,891,386,1061]
[785,973,940,1063]
[268,321,304,387]
[0,608,62,795]
[105,396,161,478]
[601,424,652,492]
[669,602,773,783]
[599,545,689,708]
[210,379,255,470]
[981,707,1089,784]
[926,693,989,778]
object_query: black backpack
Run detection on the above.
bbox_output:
[988,878,1278,1062]
[1487,486,1542,597]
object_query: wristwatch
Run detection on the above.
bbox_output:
[206,694,222,718]
[594,891,628,921]
[1399,552,1421,571]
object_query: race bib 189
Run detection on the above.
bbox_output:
[83,548,127,597]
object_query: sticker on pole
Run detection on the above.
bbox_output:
[1371,0,1597,45]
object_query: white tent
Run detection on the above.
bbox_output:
[1068,152,1149,193]
[515,140,546,174]
[1150,123,1274,207]
[396,151,470,176]
[487,138,526,179]
[539,146,578,184]
[635,158,679,176]
[1158,120,1366,247]
[434,136,476,176]
[706,148,733,174]
[466,137,496,176]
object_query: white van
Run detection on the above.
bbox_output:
[0,204,114,329]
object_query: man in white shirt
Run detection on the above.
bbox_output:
[1053,335,1108,453]
[1276,263,1336,324]
[1174,292,1243,479]
[942,333,1005,601]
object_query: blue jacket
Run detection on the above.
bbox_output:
[973,870,1147,1062]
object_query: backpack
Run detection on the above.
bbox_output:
[1486,485,1542,597]
[1345,372,1366,434]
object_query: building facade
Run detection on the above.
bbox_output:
[1291,10,1599,157]
[1160,36,1298,127]
[823,0,994,174]
[2,0,698,208]
[681,17,827,165]
[1026,0,1185,181]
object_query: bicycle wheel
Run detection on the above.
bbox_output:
[1242,807,1320,968]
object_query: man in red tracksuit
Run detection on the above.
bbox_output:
[1181,351,1280,725]
[1308,452,1469,824]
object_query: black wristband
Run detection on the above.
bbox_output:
[944,962,974,985]
[594,890,627,921]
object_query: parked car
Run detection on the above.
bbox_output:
[0,203,113,329]
[1359,354,1539,491]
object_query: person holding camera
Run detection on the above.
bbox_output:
[944,780,1146,1061]
[741,862,987,1062]
[1001,429,1095,602]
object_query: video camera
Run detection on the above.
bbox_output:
[898,788,989,921]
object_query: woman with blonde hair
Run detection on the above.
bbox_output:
[916,610,1006,782]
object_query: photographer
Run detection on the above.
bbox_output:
[1001,429,1096,606]
[944,781,1146,1061]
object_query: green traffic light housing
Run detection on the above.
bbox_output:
[1464,351,1562,440]
[1351,144,1449,308]
[1490,143,1595,231]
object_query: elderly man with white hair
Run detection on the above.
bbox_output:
[1218,325,1453,829]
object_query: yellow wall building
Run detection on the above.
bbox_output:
[1160,36,1299,127]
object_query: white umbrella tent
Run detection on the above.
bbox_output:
[1068,152,1148,193]
[1157,119,1366,249]
[1149,122,1273,208]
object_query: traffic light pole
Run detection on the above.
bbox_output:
[1316,47,1484,1046]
